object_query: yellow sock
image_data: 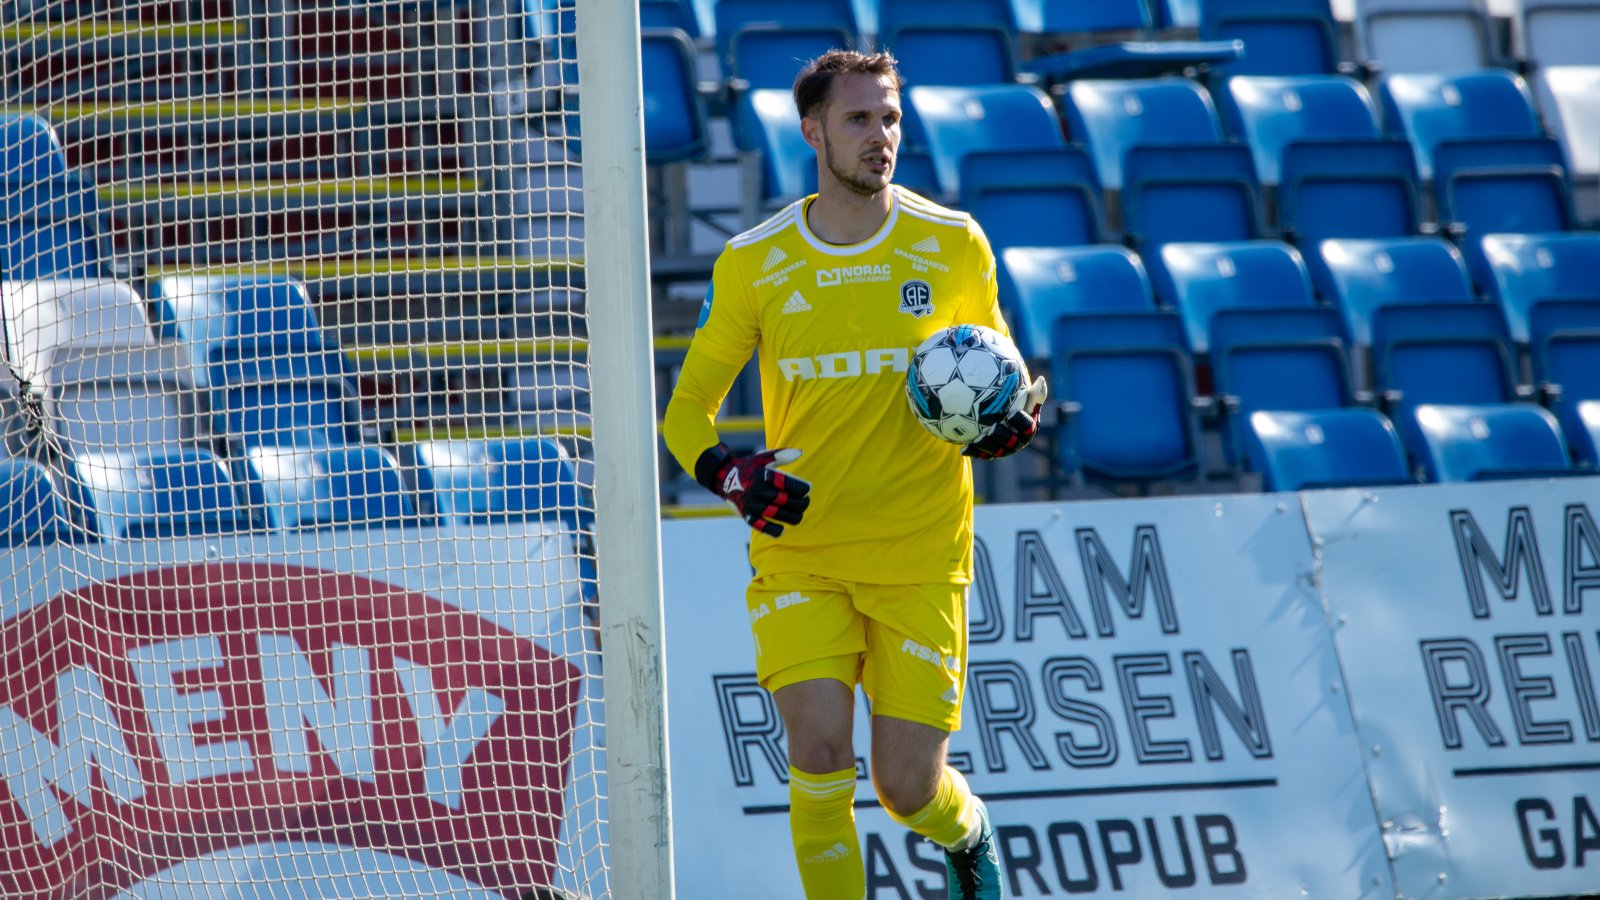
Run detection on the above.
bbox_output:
[789,766,865,899]
[886,765,982,850]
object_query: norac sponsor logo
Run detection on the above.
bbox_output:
[816,264,891,287]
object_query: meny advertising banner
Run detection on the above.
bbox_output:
[0,526,604,900]
[1305,481,1600,900]
[664,495,1394,898]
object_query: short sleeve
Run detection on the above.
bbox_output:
[956,219,1008,337]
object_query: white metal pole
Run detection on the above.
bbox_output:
[574,0,676,896]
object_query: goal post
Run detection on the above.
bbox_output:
[573,1,677,898]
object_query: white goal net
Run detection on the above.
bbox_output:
[0,1,621,897]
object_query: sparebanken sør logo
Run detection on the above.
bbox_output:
[0,562,582,899]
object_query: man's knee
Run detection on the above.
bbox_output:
[788,731,856,774]
[871,755,941,816]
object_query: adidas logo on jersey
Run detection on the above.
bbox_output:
[781,291,812,315]
[910,235,941,254]
[942,685,960,705]
[761,246,788,273]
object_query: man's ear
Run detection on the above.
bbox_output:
[800,115,823,151]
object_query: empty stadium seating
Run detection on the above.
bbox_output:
[1535,67,1600,183]
[1049,310,1206,486]
[239,444,416,532]
[67,448,252,539]
[1378,70,1544,180]
[0,457,79,545]
[1121,144,1265,258]
[412,437,587,528]
[877,0,1019,86]
[1157,241,1318,354]
[1280,140,1426,249]
[1519,0,1600,69]
[1199,0,1344,76]
[902,84,1067,200]
[1480,232,1600,343]
[727,25,855,89]
[1245,407,1414,490]
[1411,402,1574,481]
[1317,237,1477,348]
[1058,77,1226,191]
[712,0,859,75]
[997,245,1155,363]
[1217,75,1385,185]
[641,29,709,163]
[959,148,1107,253]
[1526,298,1600,456]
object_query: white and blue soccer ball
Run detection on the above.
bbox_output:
[905,324,1028,445]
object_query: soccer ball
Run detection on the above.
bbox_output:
[905,324,1028,445]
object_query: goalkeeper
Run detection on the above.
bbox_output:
[662,50,1045,900]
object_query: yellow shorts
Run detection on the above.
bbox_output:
[746,572,968,733]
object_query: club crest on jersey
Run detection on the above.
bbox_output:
[899,279,934,318]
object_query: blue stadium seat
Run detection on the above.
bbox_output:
[733,88,814,203]
[958,148,1107,254]
[1535,66,1600,182]
[1217,75,1384,185]
[1278,140,1424,247]
[1014,1,1242,81]
[1431,137,1577,288]
[1526,299,1600,457]
[1356,0,1498,74]
[1059,77,1226,190]
[998,245,1156,363]
[1481,232,1600,344]
[1121,144,1264,260]
[210,353,365,450]
[713,0,858,74]
[1210,306,1359,465]
[149,274,324,386]
[1158,241,1317,354]
[902,84,1067,199]
[1031,0,1155,31]
[1411,402,1573,482]
[1520,0,1600,69]
[2,170,109,280]
[240,445,417,532]
[640,0,700,35]
[1245,408,1413,490]
[1,113,70,180]
[1573,400,1600,467]
[727,25,854,90]
[1378,70,1544,180]
[1371,301,1523,457]
[1199,0,1342,76]
[68,448,251,540]
[1049,311,1206,484]
[878,0,1018,85]
[1317,237,1476,349]
[412,437,586,528]
[0,457,79,546]
[641,29,708,163]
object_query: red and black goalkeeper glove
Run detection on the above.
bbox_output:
[964,375,1049,460]
[694,443,812,537]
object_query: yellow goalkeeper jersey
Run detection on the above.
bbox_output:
[662,186,1009,585]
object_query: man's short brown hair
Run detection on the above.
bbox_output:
[792,49,903,121]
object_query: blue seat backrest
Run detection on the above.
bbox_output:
[888,27,1016,87]
[999,245,1155,362]
[0,458,76,546]
[1209,306,1356,457]
[640,0,700,35]
[729,25,855,90]
[414,437,584,528]
[0,113,70,181]
[1219,75,1383,184]
[878,0,1017,35]
[903,84,1067,198]
[1037,0,1155,32]
[1049,310,1203,481]
[1413,402,1571,482]
[1528,299,1600,391]
[1371,301,1518,406]
[218,377,359,450]
[69,448,250,540]
[1061,77,1225,190]
[958,147,1100,200]
[1318,237,1475,347]
[1482,232,1600,344]
[244,445,415,531]
[961,147,1106,251]
[1159,240,1315,353]
[1245,408,1412,490]
[1379,70,1543,179]
[714,0,857,68]
[734,89,813,201]
[1199,0,1340,75]
[641,30,708,163]
[1279,139,1422,244]
[1121,144,1261,253]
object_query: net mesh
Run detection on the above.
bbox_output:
[0,1,606,897]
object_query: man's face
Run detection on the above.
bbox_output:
[807,73,901,197]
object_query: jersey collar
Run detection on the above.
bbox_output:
[795,187,901,257]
